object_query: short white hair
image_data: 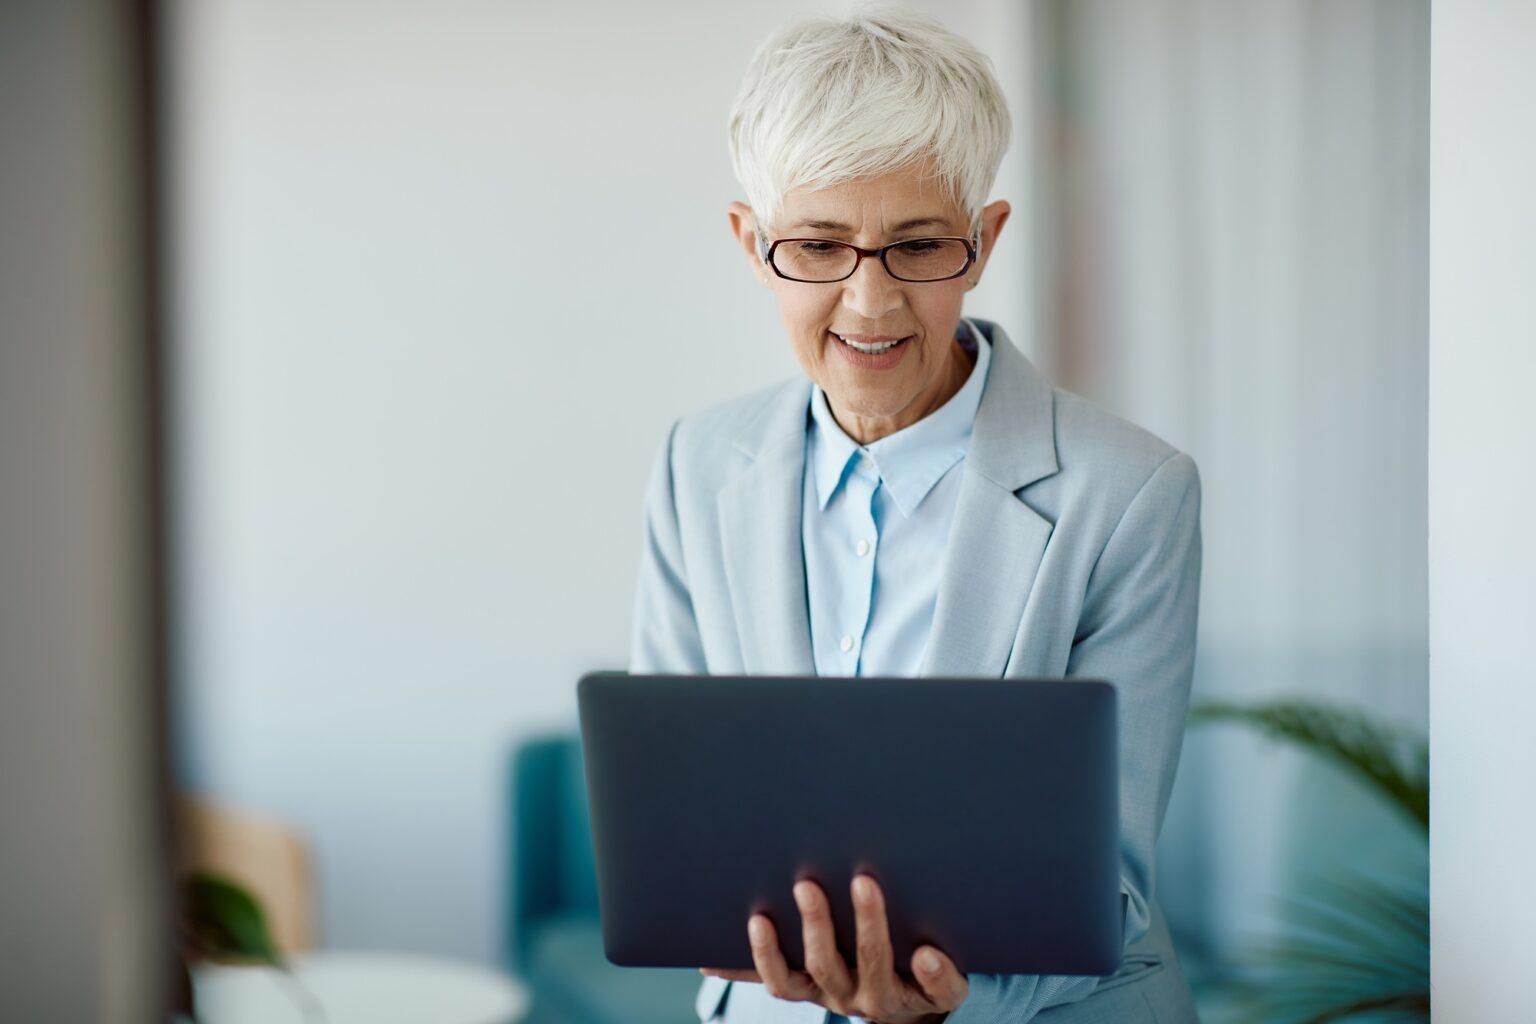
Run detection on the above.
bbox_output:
[727,4,1011,239]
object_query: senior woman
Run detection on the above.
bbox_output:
[629,9,1201,1024]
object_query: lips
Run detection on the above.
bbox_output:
[828,330,913,370]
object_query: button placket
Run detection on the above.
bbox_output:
[846,462,880,673]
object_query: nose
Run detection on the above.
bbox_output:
[840,250,905,321]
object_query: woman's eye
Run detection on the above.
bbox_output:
[897,240,942,253]
[796,242,839,254]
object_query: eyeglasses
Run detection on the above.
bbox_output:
[758,234,979,283]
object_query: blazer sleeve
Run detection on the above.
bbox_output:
[629,421,734,1021]
[946,451,1203,1024]
[629,418,710,676]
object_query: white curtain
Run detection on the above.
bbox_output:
[1032,0,1429,964]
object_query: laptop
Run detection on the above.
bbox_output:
[576,671,1122,976]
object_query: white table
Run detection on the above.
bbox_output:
[192,950,528,1024]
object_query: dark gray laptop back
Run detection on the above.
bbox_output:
[577,672,1122,976]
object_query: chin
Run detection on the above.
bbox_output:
[832,388,904,415]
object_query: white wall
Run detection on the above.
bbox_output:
[1429,1,1536,1017]
[167,0,1038,964]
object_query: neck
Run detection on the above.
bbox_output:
[833,337,976,445]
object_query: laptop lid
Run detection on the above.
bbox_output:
[577,672,1122,976]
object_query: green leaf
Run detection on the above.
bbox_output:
[181,871,285,968]
[1189,699,1428,832]
[1216,869,1429,1023]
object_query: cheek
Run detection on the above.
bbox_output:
[775,289,839,340]
[910,288,966,341]
[911,282,965,322]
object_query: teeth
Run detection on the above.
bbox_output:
[837,334,901,353]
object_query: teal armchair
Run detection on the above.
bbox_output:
[507,734,703,1024]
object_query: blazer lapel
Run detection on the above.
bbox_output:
[718,378,818,676]
[919,320,1060,679]
[718,320,1058,681]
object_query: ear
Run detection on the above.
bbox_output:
[727,201,773,288]
[963,199,1012,292]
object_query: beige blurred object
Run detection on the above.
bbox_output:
[177,793,317,953]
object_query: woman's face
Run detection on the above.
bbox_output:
[729,160,1010,444]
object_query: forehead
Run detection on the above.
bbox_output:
[778,162,966,232]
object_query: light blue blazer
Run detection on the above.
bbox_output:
[629,318,1202,1024]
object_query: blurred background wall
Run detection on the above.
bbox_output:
[167,0,1428,978]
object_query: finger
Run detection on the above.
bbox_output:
[850,874,897,1002]
[795,879,855,1003]
[748,913,818,1003]
[910,945,970,1010]
[699,967,762,982]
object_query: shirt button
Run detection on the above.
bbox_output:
[839,634,854,652]
[856,539,871,557]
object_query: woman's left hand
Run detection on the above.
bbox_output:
[700,873,968,1024]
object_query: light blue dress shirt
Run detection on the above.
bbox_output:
[802,318,989,1024]
[803,318,989,681]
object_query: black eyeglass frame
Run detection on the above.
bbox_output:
[757,234,980,283]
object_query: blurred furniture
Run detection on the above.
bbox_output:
[508,735,701,1024]
[177,793,317,952]
[192,950,528,1024]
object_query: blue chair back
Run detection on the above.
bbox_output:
[507,734,600,974]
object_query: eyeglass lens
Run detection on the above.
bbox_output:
[773,239,971,282]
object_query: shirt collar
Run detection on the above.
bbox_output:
[807,317,992,518]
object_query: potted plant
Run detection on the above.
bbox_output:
[176,871,326,1024]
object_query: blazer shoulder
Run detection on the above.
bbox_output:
[1049,385,1199,496]
[667,374,804,487]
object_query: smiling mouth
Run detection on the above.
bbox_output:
[832,332,911,353]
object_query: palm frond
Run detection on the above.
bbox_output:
[1189,699,1428,832]
[1222,869,1429,1023]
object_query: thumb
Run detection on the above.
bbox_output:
[911,946,968,1009]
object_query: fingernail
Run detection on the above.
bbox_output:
[917,949,940,974]
[749,916,768,943]
[854,876,874,904]
[794,883,814,910]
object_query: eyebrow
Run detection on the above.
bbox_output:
[789,217,952,233]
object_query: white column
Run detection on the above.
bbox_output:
[1429,1,1536,1017]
